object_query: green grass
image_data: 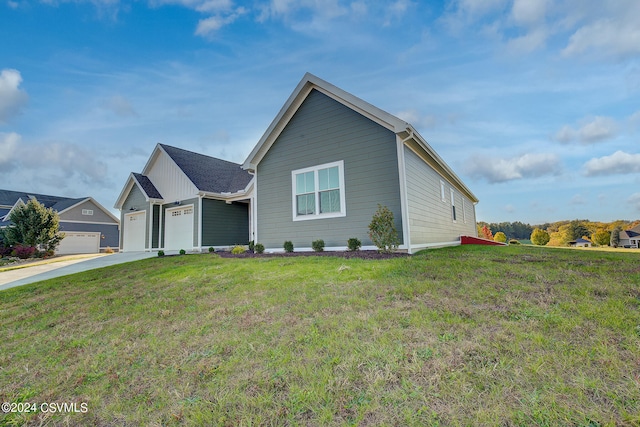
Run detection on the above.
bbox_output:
[1,245,639,426]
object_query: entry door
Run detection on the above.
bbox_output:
[164,205,194,251]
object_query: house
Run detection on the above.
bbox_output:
[116,73,478,253]
[0,189,120,254]
[619,224,640,248]
[113,144,253,252]
[243,73,478,253]
[569,238,592,248]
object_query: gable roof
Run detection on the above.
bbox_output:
[133,173,163,199]
[242,72,478,203]
[159,144,252,194]
[620,223,640,239]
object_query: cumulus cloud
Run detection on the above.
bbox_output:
[583,150,640,176]
[554,116,617,144]
[0,69,28,124]
[0,132,20,171]
[465,152,562,183]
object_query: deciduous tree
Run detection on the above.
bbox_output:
[531,228,550,246]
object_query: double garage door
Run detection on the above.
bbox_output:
[123,207,194,252]
[57,232,101,255]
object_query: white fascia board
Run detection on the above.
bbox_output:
[114,174,137,209]
[242,72,410,170]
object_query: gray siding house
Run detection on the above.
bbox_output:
[114,144,253,252]
[619,224,640,248]
[116,73,478,253]
[243,73,478,253]
[0,189,120,254]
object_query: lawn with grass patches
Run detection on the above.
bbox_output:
[1,245,639,426]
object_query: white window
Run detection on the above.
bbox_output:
[462,198,467,223]
[292,161,346,221]
[82,209,94,216]
[450,189,457,222]
[440,181,446,202]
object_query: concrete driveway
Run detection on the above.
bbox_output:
[0,252,157,291]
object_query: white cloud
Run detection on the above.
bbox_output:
[511,0,547,26]
[629,193,640,212]
[505,27,548,54]
[583,150,640,177]
[0,132,20,171]
[554,116,617,144]
[0,69,28,124]
[102,95,138,117]
[563,18,640,59]
[553,125,575,143]
[465,152,562,183]
[194,7,246,36]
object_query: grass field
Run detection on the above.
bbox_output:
[1,245,639,426]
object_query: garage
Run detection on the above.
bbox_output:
[123,211,146,252]
[57,232,101,255]
[164,205,194,251]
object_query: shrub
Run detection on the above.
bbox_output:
[347,237,361,251]
[509,239,520,245]
[312,239,325,252]
[248,240,255,252]
[158,250,165,257]
[0,245,11,257]
[231,245,246,254]
[531,228,550,246]
[284,241,294,253]
[11,245,36,259]
[105,246,114,254]
[208,247,215,253]
[255,243,265,254]
[494,232,507,243]
[179,249,186,255]
[368,204,399,253]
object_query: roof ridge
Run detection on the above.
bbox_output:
[159,144,243,167]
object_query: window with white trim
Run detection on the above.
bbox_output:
[292,161,346,221]
[462,198,467,223]
[450,189,457,222]
[82,209,94,216]
[440,181,446,202]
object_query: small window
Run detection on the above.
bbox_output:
[82,209,94,216]
[450,189,456,222]
[440,181,446,202]
[292,161,346,221]
[462,198,467,223]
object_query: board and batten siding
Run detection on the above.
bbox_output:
[404,146,476,248]
[201,199,249,247]
[256,89,403,250]
[59,200,117,224]
[147,151,198,204]
[120,184,149,250]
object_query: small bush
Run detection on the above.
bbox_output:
[158,250,165,257]
[494,232,507,243]
[0,245,12,257]
[208,247,215,253]
[179,249,186,255]
[105,246,114,254]
[255,243,265,254]
[347,237,361,251]
[11,245,36,259]
[284,241,294,253]
[368,204,399,253]
[231,245,246,254]
[248,240,255,252]
[312,239,325,252]
[509,239,521,245]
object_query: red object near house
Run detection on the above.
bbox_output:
[460,236,507,246]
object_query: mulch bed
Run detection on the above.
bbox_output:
[215,250,409,260]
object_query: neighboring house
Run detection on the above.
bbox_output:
[569,238,592,248]
[619,224,640,248]
[116,73,478,253]
[114,144,253,252]
[0,189,120,254]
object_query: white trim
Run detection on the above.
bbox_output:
[409,240,461,253]
[148,203,153,251]
[440,180,446,202]
[198,195,203,249]
[396,136,410,254]
[450,188,457,223]
[291,160,346,221]
[59,219,119,226]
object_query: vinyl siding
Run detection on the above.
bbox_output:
[404,146,476,247]
[59,200,118,224]
[256,89,402,249]
[120,185,149,249]
[201,199,249,246]
[147,151,198,203]
[58,222,119,249]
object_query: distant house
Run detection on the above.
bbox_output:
[113,144,253,252]
[0,189,120,254]
[569,238,592,248]
[116,73,479,253]
[619,224,640,248]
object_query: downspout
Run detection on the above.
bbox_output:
[397,128,413,253]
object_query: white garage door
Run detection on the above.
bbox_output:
[165,205,194,251]
[123,211,146,252]
[57,232,101,255]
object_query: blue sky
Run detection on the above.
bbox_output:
[1,0,639,224]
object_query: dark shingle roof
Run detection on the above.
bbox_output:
[132,173,163,199]
[0,189,81,210]
[160,144,252,194]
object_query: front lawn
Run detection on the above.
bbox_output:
[1,245,639,426]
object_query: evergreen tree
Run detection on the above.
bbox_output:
[3,199,64,252]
